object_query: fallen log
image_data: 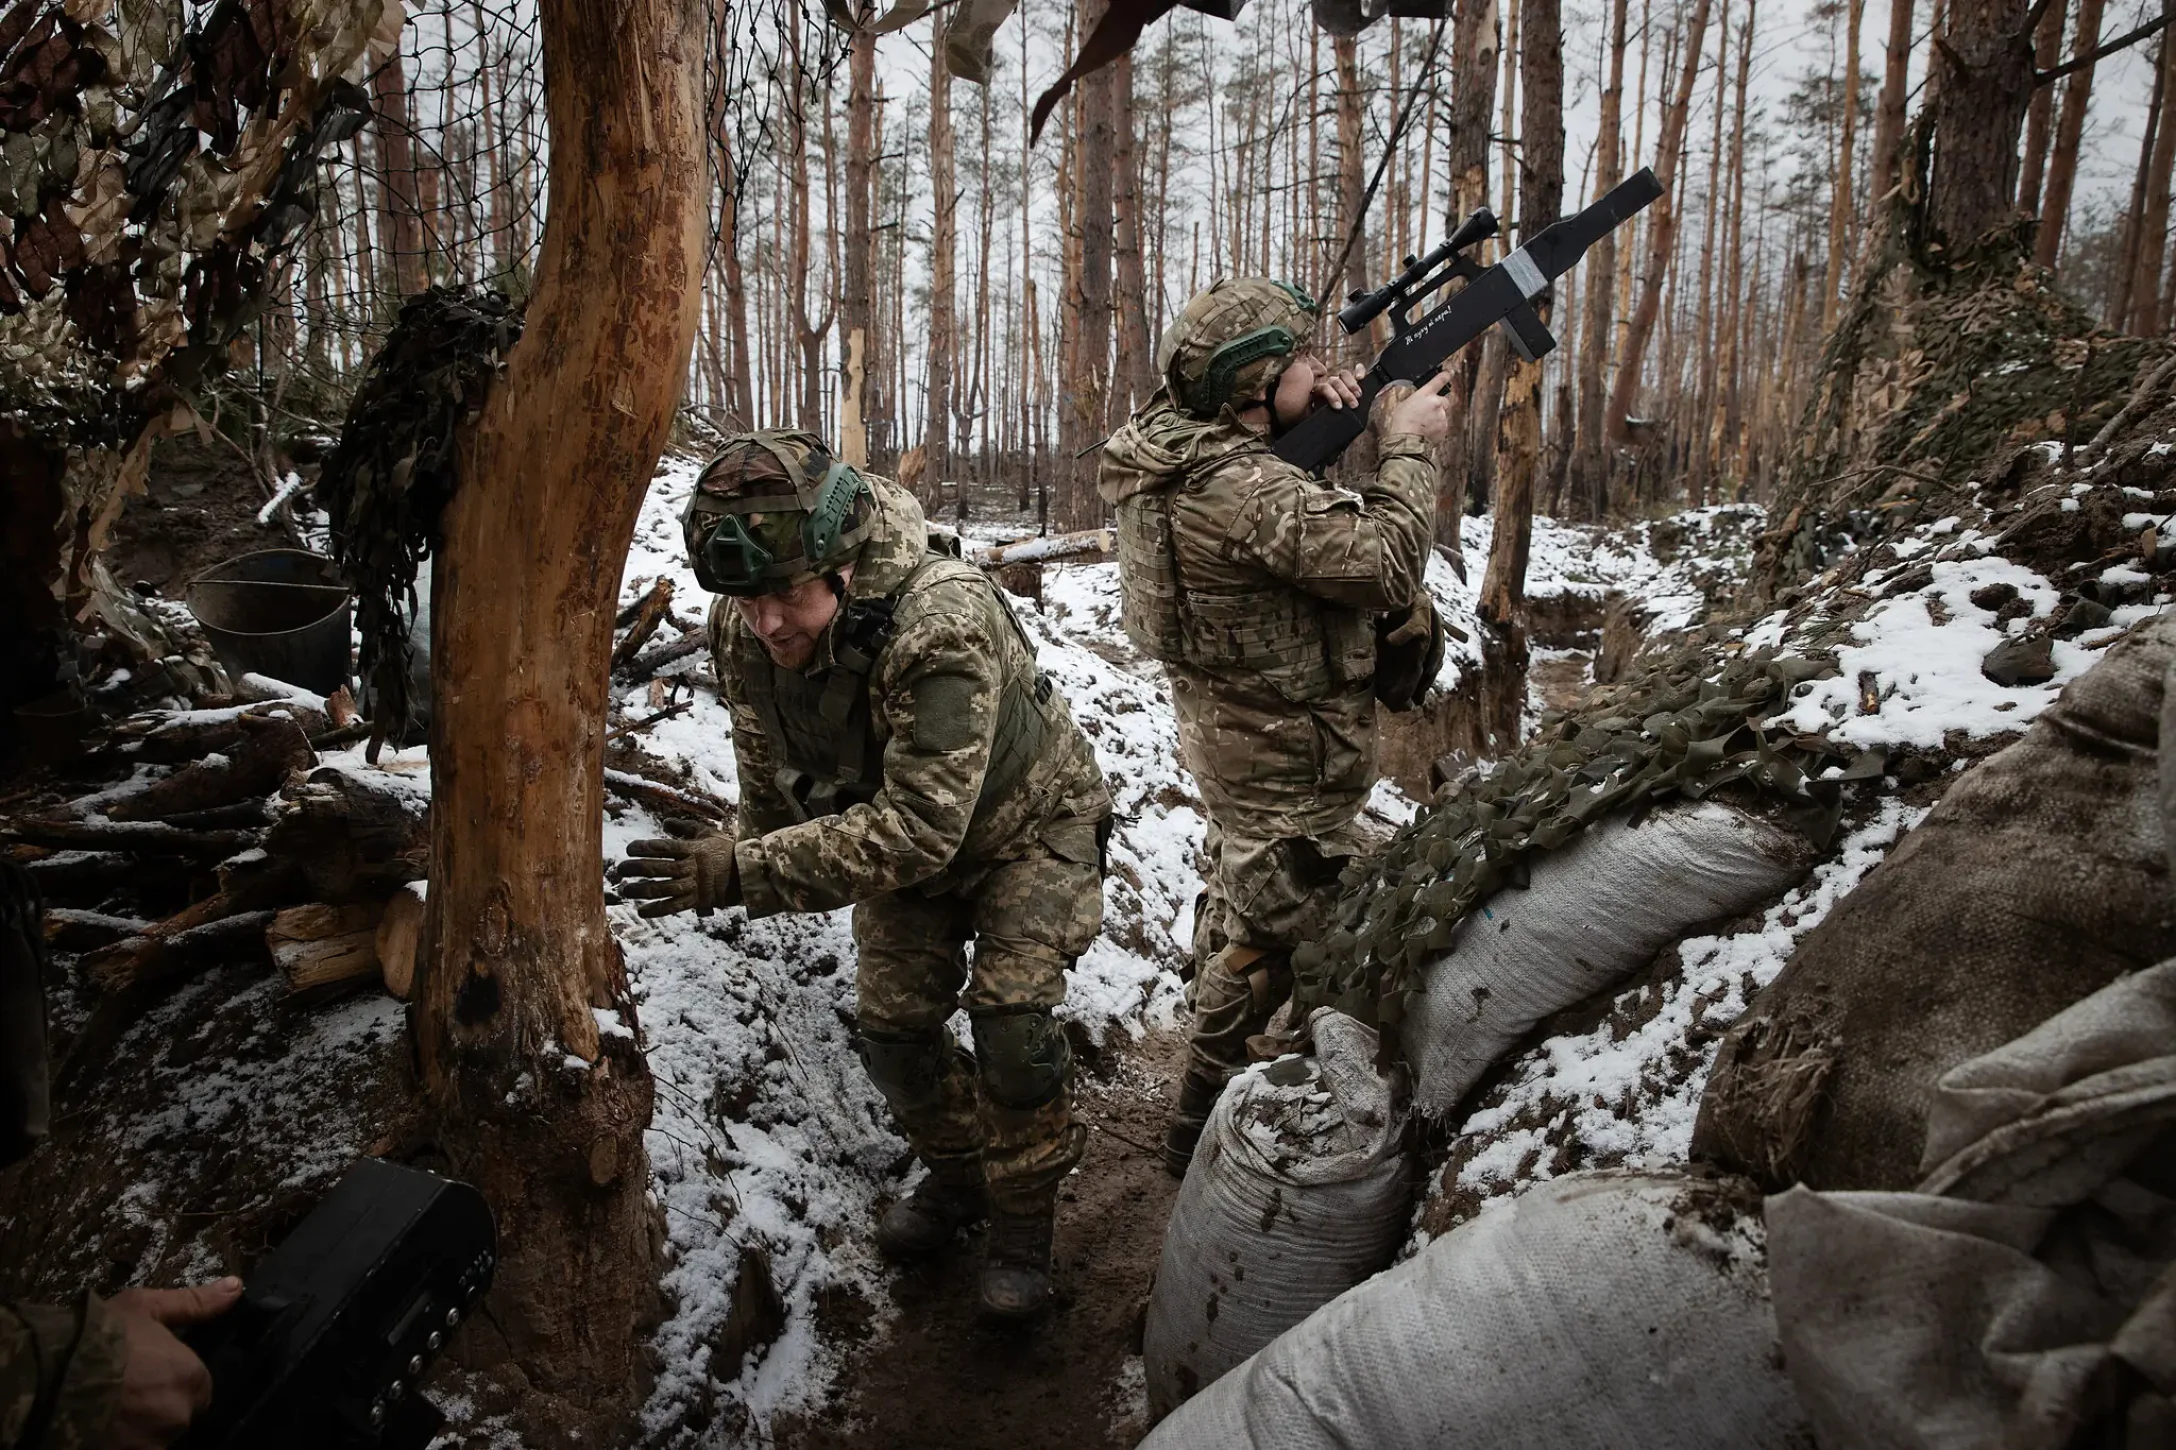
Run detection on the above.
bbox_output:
[603,768,731,824]
[0,819,258,857]
[376,883,425,1001]
[617,627,706,683]
[267,902,384,994]
[612,577,677,668]
[105,713,314,823]
[971,527,1114,569]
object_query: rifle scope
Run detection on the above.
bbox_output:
[1336,206,1500,335]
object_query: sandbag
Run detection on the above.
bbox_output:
[1765,959,2176,1448]
[1695,610,2176,1191]
[1401,797,1814,1118]
[1140,1170,1815,1450]
[1144,1011,1408,1418]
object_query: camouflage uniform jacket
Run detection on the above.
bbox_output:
[1,1297,124,1449]
[711,477,1111,918]
[1098,396,1436,838]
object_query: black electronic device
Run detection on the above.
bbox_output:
[180,1157,496,1450]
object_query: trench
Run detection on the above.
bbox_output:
[773,1033,1186,1449]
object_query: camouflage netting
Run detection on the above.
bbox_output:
[0,0,395,702]
[1292,646,1867,1047]
[316,283,520,752]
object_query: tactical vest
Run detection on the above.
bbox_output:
[1114,481,1374,702]
[739,551,1055,826]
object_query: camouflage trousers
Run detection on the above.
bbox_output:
[1181,815,1382,1101]
[852,840,1102,1214]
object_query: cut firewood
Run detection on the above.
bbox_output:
[83,898,283,994]
[105,713,313,823]
[43,908,151,951]
[602,768,731,824]
[0,819,258,856]
[267,902,384,994]
[266,762,430,902]
[611,577,677,669]
[111,699,332,762]
[376,883,426,1001]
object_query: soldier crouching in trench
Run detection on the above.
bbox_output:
[1097,279,1451,1175]
[614,431,1112,1321]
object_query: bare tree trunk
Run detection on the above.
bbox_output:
[419,0,703,1432]
[1574,0,1629,519]
[2017,0,2065,209]
[1482,0,1564,639]
[1925,0,2036,251]
[2035,0,2106,268]
[1822,0,1865,330]
[1689,0,1729,507]
[1334,35,1370,315]
[1714,0,1755,492]
[1112,53,1157,423]
[924,4,957,496]
[2112,55,2163,326]
[2134,27,2176,334]
[841,24,877,465]
[1442,0,1500,540]
[371,53,430,298]
[1606,0,1714,451]
[1057,0,1114,532]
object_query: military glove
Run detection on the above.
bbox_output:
[615,834,741,917]
[1374,593,1447,713]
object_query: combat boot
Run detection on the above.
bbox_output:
[1161,1076,1222,1177]
[874,1171,986,1262]
[977,1204,1056,1321]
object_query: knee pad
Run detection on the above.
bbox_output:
[854,1025,953,1114]
[970,1009,1072,1111]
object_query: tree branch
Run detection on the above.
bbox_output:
[2038,12,2171,86]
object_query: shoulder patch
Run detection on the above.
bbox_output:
[911,673,987,751]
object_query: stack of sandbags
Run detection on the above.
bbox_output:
[1403,797,1815,1117]
[1141,1169,1814,1450]
[1144,1011,1408,1418]
[1769,958,2176,1446]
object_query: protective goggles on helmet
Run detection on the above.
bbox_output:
[685,434,871,597]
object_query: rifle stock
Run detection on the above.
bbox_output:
[1274,168,1664,475]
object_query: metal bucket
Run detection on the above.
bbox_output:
[185,549,353,695]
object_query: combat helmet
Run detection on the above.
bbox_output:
[1158,277,1320,420]
[682,430,873,596]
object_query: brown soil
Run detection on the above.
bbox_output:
[774,1033,1185,1450]
[106,433,305,597]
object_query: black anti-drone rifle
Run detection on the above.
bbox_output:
[1273,167,1666,475]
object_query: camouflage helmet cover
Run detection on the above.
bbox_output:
[682,429,873,596]
[1157,277,1320,419]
